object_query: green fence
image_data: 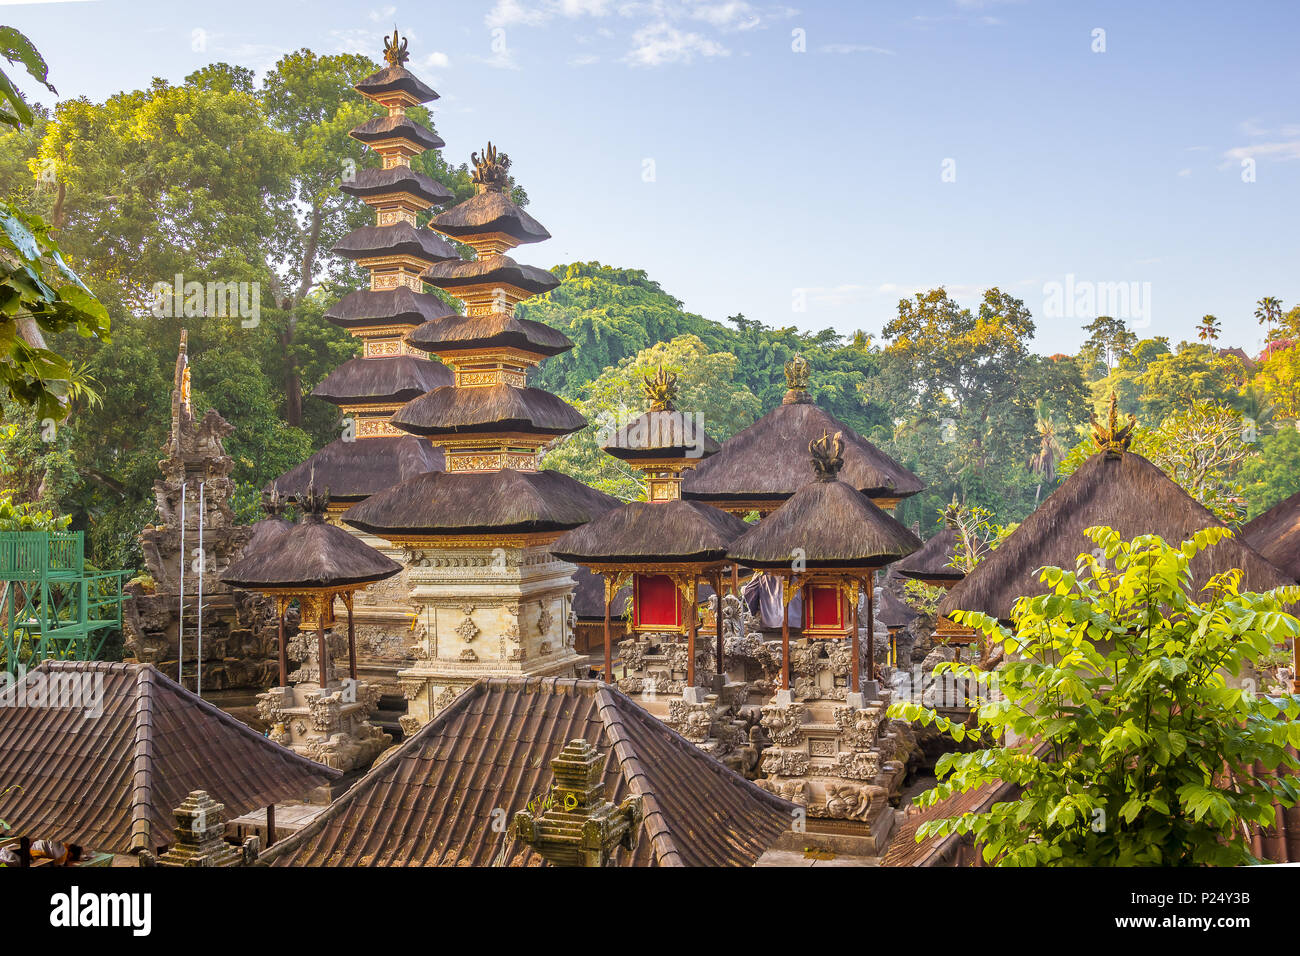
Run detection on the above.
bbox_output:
[0,531,128,673]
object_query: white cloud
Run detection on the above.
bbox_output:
[625,21,728,66]
[367,5,397,23]
[422,51,451,69]
[1224,141,1300,162]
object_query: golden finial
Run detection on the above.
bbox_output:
[383,30,410,66]
[263,484,286,518]
[1090,393,1137,459]
[941,494,962,530]
[809,430,844,482]
[470,142,511,193]
[641,364,678,412]
[782,352,811,405]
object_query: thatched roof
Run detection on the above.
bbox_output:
[354,64,438,104]
[683,401,922,504]
[343,469,619,537]
[602,409,721,462]
[570,565,631,620]
[271,436,443,502]
[404,311,572,357]
[430,190,550,245]
[258,677,793,867]
[876,587,918,629]
[1243,489,1300,583]
[339,165,453,206]
[392,384,585,437]
[223,499,402,592]
[324,288,458,329]
[729,478,921,569]
[349,114,443,151]
[940,451,1296,621]
[895,526,963,583]
[551,500,750,565]
[0,661,337,854]
[421,254,559,296]
[311,354,451,406]
[333,222,457,264]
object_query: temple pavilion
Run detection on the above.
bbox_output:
[341,141,618,732]
[550,366,748,698]
[726,431,921,849]
[271,34,458,691]
[683,353,923,515]
[223,480,402,772]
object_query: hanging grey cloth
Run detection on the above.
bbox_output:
[742,572,802,629]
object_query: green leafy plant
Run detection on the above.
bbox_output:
[890,526,1300,866]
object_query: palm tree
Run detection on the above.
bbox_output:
[1256,297,1284,338]
[1196,314,1221,343]
[1028,400,1065,504]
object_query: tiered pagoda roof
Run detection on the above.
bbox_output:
[552,367,747,567]
[683,354,923,513]
[895,525,963,585]
[273,33,455,508]
[343,140,617,542]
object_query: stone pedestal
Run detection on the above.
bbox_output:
[149,791,242,867]
[257,676,390,773]
[395,543,584,732]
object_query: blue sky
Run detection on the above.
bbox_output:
[4,0,1299,356]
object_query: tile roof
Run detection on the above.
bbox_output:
[881,779,1014,867]
[260,676,795,867]
[0,660,338,854]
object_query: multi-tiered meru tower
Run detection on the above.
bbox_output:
[274,32,458,688]
[344,143,618,732]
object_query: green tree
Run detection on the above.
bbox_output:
[1241,427,1300,519]
[891,526,1300,866]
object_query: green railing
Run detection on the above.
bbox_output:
[0,531,128,674]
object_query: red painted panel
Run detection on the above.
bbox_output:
[634,574,682,629]
[804,584,844,633]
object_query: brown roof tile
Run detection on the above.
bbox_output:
[259,677,794,867]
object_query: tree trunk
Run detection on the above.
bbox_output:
[278,202,324,428]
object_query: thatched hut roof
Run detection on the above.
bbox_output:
[876,587,918,630]
[683,401,922,505]
[324,288,458,330]
[349,114,443,151]
[602,409,721,462]
[311,354,451,406]
[895,526,963,583]
[339,165,453,206]
[0,661,338,855]
[1243,489,1300,583]
[940,451,1296,621]
[244,487,292,555]
[257,677,793,867]
[392,384,585,438]
[551,500,750,565]
[272,436,442,503]
[343,469,619,537]
[570,565,631,620]
[404,312,572,357]
[727,433,921,570]
[223,493,402,592]
[333,222,457,264]
[354,64,439,104]
[421,254,559,296]
[430,190,550,245]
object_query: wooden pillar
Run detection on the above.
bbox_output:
[276,600,288,688]
[345,593,357,682]
[317,612,328,690]
[865,573,875,683]
[266,805,276,846]
[686,577,697,688]
[731,562,740,597]
[850,576,860,694]
[602,575,612,684]
[714,571,724,676]
[781,575,791,691]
